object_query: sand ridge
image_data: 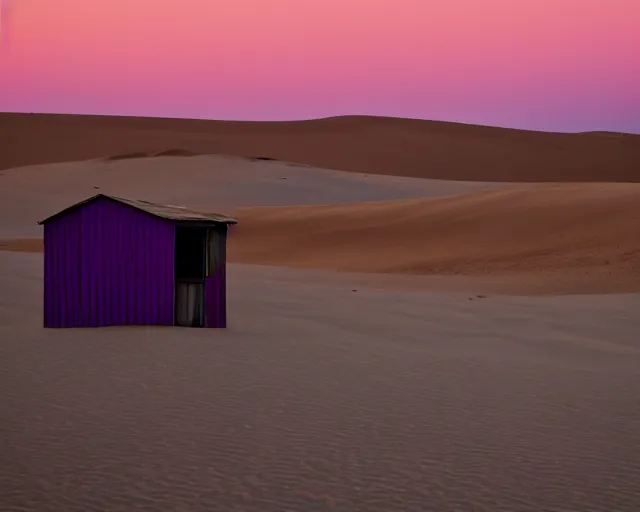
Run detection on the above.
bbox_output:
[1,112,639,182]
[0,150,638,294]
[227,182,640,293]
[4,180,639,294]
[0,154,496,238]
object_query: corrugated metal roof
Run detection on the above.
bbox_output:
[38,194,237,225]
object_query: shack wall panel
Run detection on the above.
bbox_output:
[43,197,176,327]
[205,227,228,328]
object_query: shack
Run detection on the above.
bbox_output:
[38,194,237,328]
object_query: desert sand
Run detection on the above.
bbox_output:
[1,154,638,294]
[229,182,640,294]
[1,113,640,512]
[1,112,639,182]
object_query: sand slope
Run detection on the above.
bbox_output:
[1,151,638,294]
[1,113,639,182]
[229,183,640,293]
[0,154,495,238]
[5,181,637,294]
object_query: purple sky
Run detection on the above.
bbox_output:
[1,0,639,133]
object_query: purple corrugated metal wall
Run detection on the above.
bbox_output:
[205,226,228,328]
[205,264,226,328]
[43,197,176,328]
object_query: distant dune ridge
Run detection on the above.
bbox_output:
[1,113,639,182]
[105,148,200,160]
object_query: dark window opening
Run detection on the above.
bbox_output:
[175,227,206,281]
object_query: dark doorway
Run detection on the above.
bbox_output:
[174,226,207,327]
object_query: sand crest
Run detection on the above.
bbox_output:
[228,183,640,293]
[2,113,639,182]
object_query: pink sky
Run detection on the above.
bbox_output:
[1,0,639,133]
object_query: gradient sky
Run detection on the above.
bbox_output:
[1,0,638,133]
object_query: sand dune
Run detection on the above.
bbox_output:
[0,154,494,238]
[105,148,201,160]
[1,113,639,182]
[229,183,640,293]
[5,180,638,294]
[0,238,42,252]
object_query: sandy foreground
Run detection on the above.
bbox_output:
[2,252,640,512]
[1,115,640,510]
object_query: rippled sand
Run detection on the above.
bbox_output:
[2,254,640,511]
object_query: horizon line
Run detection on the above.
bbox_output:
[2,110,638,136]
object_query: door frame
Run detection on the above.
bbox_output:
[173,225,208,327]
